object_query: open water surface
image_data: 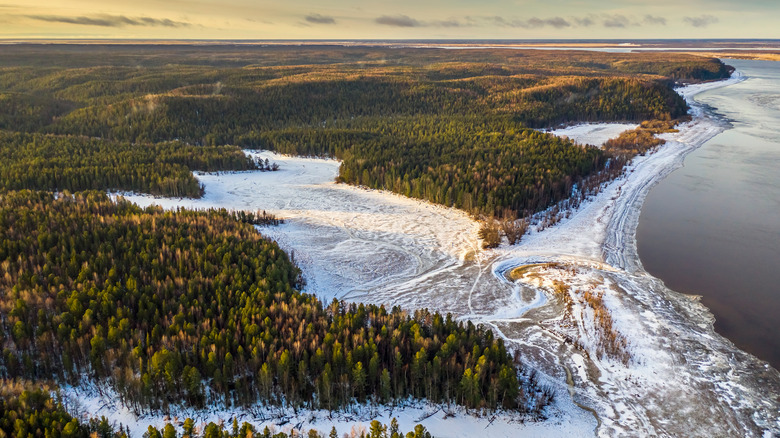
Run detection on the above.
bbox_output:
[638,59,780,368]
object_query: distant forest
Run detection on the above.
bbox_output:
[0,45,731,216]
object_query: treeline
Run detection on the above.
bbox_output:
[249,114,617,218]
[248,116,607,216]
[242,117,607,218]
[0,380,428,438]
[43,75,688,145]
[610,58,734,82]
[0,381,126,438]
[229,209,285,226]
[602,118,685,157]
[503,77,687,128]
[0,131,255,197]
[143,418,431,438]
[331,116,605,217]
[0,191,542,414]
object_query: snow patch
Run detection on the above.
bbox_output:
[547,123,638,147]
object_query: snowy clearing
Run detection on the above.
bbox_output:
[546,123,638,147]
[117,152,481,305]
[97,70,780,437]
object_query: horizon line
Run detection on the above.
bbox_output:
[2,37,780,42]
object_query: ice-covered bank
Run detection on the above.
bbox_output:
[100,70,780,437]
[492,70,780,437]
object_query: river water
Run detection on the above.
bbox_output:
[637,59,780,369]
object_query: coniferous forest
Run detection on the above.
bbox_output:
[0,191,540,435]
[0,45,731,215]
[0,131,256,197]
[0,45,732,435]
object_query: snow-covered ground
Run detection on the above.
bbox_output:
[117,152,482,305]
[62,381,590,438]
[90,69,780,437]
[547,123,638,147]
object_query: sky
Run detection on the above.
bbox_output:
[1,0,778,40]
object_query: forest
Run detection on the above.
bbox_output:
[140,420,434,438]
[0,45,733,435]
[0,382,124,438]
[0,45,731,215]
[0,192,544,421]
[0,131,255,197]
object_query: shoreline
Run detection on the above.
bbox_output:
[493,69,780,436]
[635,59,780,372]
[603,70,746,273]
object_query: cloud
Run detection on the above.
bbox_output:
[433,19,465,28]
[684,14,718,27]
[643,15,667,25]
[528,17,571,28]
[490,16,571,28]
[573,16,595,27]
[602,14,630,28]
[373,15,475,28]
[489,14,662,29]
[375,15,421,27]
[26,14,190,27]
[370,13,667,30]
[305,14,335,24]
